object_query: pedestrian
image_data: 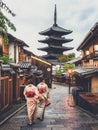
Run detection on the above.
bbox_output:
[23,83,39,126]
[37,78,49,121]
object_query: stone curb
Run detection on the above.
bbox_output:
[0,104,26,126]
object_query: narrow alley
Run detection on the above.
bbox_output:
[0,83,98,130]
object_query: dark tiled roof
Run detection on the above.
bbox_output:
[23,49,34,55]
[38,36,73,43]
[9,63,20,68]
[19,62,31,69]
[66,57,82,64]
[77,22,98,51]
[39,25,72,36]
[38,45,73,51]
[48,60,60,65]
[74,67,98,78]
[8,33,29,47]
[41,54,57,59]
[1,64,12,71]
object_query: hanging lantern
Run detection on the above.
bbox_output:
[85,50,89,55]
[94,44,98,51]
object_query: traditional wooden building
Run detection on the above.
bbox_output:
[0,33,32,113]
[38,5,73,65]
[77,22,98,68]
[0,33,30,62]
[73,22,98,93]
[72,22,98,115]
[0,31,53,115]
[0,64,13,112]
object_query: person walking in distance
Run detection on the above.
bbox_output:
[37,78,49,121]
[23,83,39,126]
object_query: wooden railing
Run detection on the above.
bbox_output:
[0,76,12,112]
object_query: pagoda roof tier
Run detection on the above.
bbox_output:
[39,25,72,36]
[38,45,74,52]
[47,59,59,65]
[38,36,73,44]
[39,4,73,36]
[41,54,58,60]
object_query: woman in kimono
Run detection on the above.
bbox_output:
[37,78,49,121]
[24,83,39,126]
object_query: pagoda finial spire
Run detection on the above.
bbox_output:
[54,4,57,26]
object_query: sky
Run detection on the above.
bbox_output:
[2,0,98,57]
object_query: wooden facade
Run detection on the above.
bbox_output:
[74,22,98,93]
[31,55,52,88]
[82,41,98,68]
[0,34,30,63]
[0,32,52,116]
[0,37,9,56]
[77,23,98,69]
[0,33,31,113]
[0,75,13,113]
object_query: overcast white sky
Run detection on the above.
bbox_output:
[2,0,98,57]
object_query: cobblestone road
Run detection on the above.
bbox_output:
[0,83,98,130]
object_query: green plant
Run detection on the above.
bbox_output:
[63,63,75,72]
[0,55,12,64]
[55,69,62,75]
[0,0,16,45]
[58,53,76,62]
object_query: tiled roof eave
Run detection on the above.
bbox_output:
[77,22,98,51]
[74,68,98,78]
[38,38,73,43]
[38,45,73,49]
[39,25,73,35]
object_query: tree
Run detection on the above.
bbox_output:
[68,53,75,60]
[58,54,69,62]
[58,53,75,62]
[0,0,16,44]
[63,63,75,72]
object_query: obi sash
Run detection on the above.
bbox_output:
[26,91,36,97]
[38,87,46,94]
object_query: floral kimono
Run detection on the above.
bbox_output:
[37,81,49,121]
[24,84,39,124]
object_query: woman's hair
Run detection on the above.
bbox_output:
[39,77,44,82]
[26,79,33,85]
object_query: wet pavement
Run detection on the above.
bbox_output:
[0,83,98,130]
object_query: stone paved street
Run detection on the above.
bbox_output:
[0,83,98,130]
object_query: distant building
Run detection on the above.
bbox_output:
[38,4,73,65]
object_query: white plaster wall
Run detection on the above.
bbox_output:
[9,44,14,62]
[16,46,19,63]
[9,44,19,63]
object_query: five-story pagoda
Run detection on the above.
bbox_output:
[38,4,73,65]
